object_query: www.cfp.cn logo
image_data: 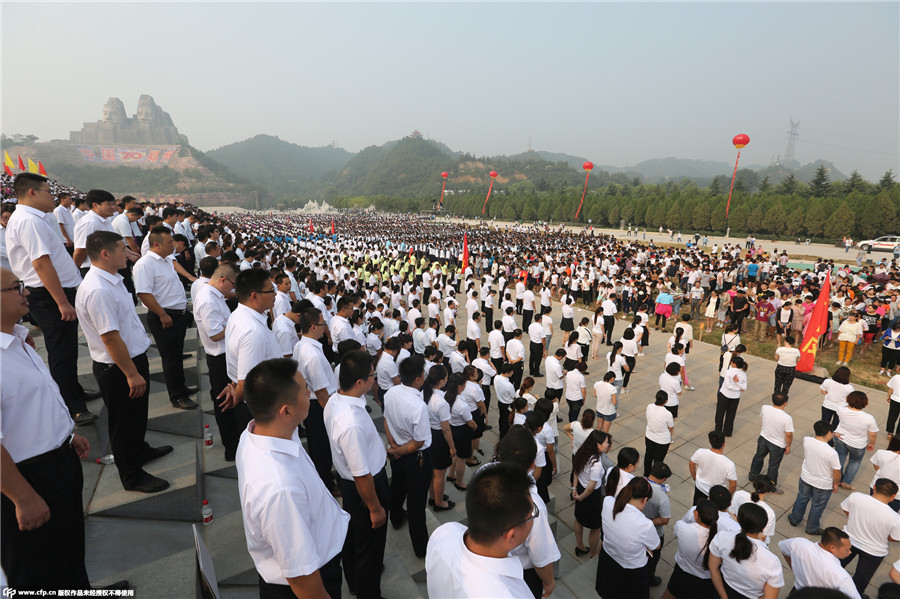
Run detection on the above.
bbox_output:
[2,587,16,598]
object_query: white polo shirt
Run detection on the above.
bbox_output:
[600,496,659,568]
[330,314,354,353]
[75,266,151,363]
[545,357,563,390]
[54,204,75,241]
[494,375,516,406]
[192,282,230,356]
[527,321,544,344]
[272,315,299,357]
[273,291,291,319]
[293,337,338,395]
[225,304,282,383]
[73,210,114,268]
[709,530,783,598]
[323,392,387,481]
[564,370,585,402]
[658,372,682,407]
[800,436,842,490]
[841,492,900,557]
[383,385,431,450]
[376,354,400,389]
[426,522,531,599]
[5,204,82,288]
[759,405,793,448]
[0,324,74,463]
[506,338,524,364]
[236,422,349,585]
[729,491,776,543]
[134,251,187,311]
[645,403,674,444]
[488,329,506,359]
[690,448,737,495]
[778,537,860,599]
[466,318,481,342]
[111,212,134,241]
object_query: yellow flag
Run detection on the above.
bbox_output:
[27,158,39,173]
[3,151,14,170]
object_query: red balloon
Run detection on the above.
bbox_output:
[583,161,594,172]
[441,172,448,178]
[489,170,498,178]
[732,134,750,149]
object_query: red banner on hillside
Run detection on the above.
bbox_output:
[797,273,831,372]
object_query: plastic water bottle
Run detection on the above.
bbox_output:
[201,500,213,525]
[96,454,115,465]
[203,425,214,449]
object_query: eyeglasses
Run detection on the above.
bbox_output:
[313,321,326,327]
[255,289,276,294]
[0,281,25,295]
[32,188,52,196]
[509,503,539,530]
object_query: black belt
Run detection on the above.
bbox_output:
[17,433,75,466]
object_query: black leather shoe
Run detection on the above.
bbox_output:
[142,445,173,464]
[433,500,456,512]
[171,396,199,410]
[73,410,100,426]
[181,353,193,360]
[124,473,170,493]
[84,390,103,401]
[182,386,200,395]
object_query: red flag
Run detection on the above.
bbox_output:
[331,218,335,235]
[18,155,25,171]
[308,217,313,233]
[3,163,13,176]
[38,161,47,176]
[797,273,832,372]
[462,231,469,270]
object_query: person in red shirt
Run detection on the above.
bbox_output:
[753,292,776,342]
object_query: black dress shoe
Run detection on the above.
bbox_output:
[84,390,103,401]
[171,396,199,410]
[181,353,192,360]
[96,581,130,591]
[124,473,170,493]
[391,510,407,529]
[428,494,450,506]
[72,410,99,426]
[483,424,493,430]
[574,547,589,556]
[182,385,200,395]
[433,500,456,511]
[142,445,174,464]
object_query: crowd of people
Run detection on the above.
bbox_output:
[2,171,900,598]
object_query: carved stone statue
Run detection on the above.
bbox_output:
[70,95,180,145]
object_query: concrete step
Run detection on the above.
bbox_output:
[201,510,256,586]
[147,390,204,438]
[91,547,199,599]
[200,412,238,478]
[87,434,203,521]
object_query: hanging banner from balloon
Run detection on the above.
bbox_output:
[725,134,749,219]
[574,161,594,219]
[482,170,498,215]
[438,171,448,210]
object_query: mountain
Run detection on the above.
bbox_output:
[205,134,353,199]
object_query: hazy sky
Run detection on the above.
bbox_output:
[3,2,898,179]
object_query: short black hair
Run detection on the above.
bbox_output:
[398,355,425,386]
[813,420,834,437]
[235,269,271,302]
[465,463,533,545]
[13,173,48,199]
[650,462,672,479]
[85,189,116,207]
[85,230,123,261]
[496,425,537,473]
[338,350,373,392]
[708,430,725,450]
[244,358,300,424]
[708,485,732,511]
[198,256,219,278]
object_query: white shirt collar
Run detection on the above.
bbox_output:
[245,420,301,458]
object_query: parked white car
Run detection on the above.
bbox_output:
[858,235,900,252]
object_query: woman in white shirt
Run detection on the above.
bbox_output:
[663,499,718,598]
[564,409,596,457]
[659,361,683,419]
[728,476,777,544]
[596,478,660,599]
[837,311,864,366]
[425,365,456,511]
[593,371,618,432]
[620,328,639,393]
[715,355,748,437]
[571,430,611,558]
[564,362,588,423]
[591,307,606,359]
[820,366,853,429]
[644,390,675,477]
[885,371,900,437]
[606,341,630,397]
[509,396,528,428]
[564,335,583,371]
[833,390,879,490]
[869,435,900,511]
[446,373,477,491]
[773,335,801,396]
[709,503,784,599]
[560,296,575,345]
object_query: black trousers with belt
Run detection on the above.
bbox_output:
[305,398,335,492]
[339,469,390,599]
[389,450,433,557]
[0,444,90,590]
[603,315,616,345]
[715,392,740,437]
[258,553,342,599]
[207,353,251,461]
[529,341,543,375]
[93,352,152,487]
[25,286,87,415]
[146,308,188,401]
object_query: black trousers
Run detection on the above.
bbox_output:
[644,438,670,477]
[840,544,885,595]
[566,399,584,423]
[511,362,524,391]
[715,392,740,437]
[305,399,334,491]
[491,357,505,376]
[774,365,796,396]
[258,553,342,599]
[0,445,89,590]
[529,341,543,375]
[94,353,152,487]
[389,450,432,557]
[207,353,251,461]
[647,534,663,578]
[481,384,492,413]
[339,469,389,599]
[146,309,188,400]
[25,286,86,414]
[498,401,511,438]
[522,309,534,331]
[483,307,493,326]
[523,566,543,599]
[536,450,552,504]
[603,316,615,345]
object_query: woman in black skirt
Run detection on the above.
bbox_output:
[572,430,611,557]
[661,499,718,599]
[446,373,477,491]
[425,365,456,511]
[560,296,575,344]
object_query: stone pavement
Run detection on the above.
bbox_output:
[26,295,897,598]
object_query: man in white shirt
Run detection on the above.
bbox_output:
[779,528,860,599]
[426,463,535,599]
[689,430,737,505]
[237,358,349,599]
[748,392,793,489]
[272,273,293,318]
[488,319,507,373]
[466,310,482,358]
[601,294,618,345]
[75,231,170,493]
[521,283,536,331]
[0,266,95,590]
[53,192,75,249]
[383,356,431,558]
[527,319,545,377]
[494,364,517,438]
[839,479,900,595]
[72,190,118,272]
[5,174,94,424]
[324,350,389,599]
[193,262,239,459]
[134,226,198,410]
[272,301,302,358]
[111,207,142,255]
[506,329,525,390]
[544,348,565,401]
[788,420,842,535]
[293,307,339,493]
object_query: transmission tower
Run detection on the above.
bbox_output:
[783,118,799,167]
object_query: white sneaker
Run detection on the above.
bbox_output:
[623,388,630,394]
[637,353,645,357]
[879,369,885,375]
[687,385,695,390]
[836,361,843,365]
